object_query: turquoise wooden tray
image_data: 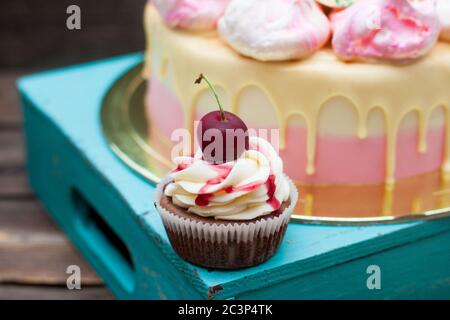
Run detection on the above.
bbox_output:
[18,53,450,299]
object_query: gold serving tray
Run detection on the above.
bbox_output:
[101,64,450,225]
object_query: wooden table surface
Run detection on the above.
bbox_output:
[0,71,113,299]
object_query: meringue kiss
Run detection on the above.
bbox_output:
[331,0,441,61]
[437,0,450,41]
[152,0,229,31]
[218,0,330,61]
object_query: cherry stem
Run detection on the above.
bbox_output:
[195,74,226,121]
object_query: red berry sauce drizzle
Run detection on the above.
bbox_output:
[189,163,281,210]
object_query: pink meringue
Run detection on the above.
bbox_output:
[331,0,441,62]
[152,0,229,31]
[218,0,331,62]
[438,0,450,41]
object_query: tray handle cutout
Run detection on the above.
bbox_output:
[71,188,136,294]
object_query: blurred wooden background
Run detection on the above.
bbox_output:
[0,0,147,299]
[1,0,146,70]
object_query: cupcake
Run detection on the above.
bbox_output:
[155,74,298,269]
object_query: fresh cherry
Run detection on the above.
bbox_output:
[195,74,249,164]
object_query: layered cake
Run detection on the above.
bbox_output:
[144,0,450,217]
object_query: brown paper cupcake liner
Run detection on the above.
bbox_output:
[155,175,298,269]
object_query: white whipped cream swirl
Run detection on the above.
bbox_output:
[164,137,290,220]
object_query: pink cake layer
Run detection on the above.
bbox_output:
[148,76,445,185]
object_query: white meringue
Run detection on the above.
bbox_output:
[438,0,450,41]
[218,0,331,62]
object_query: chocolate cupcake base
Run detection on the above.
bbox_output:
[155,176,298,270]
[164,216,289,269]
